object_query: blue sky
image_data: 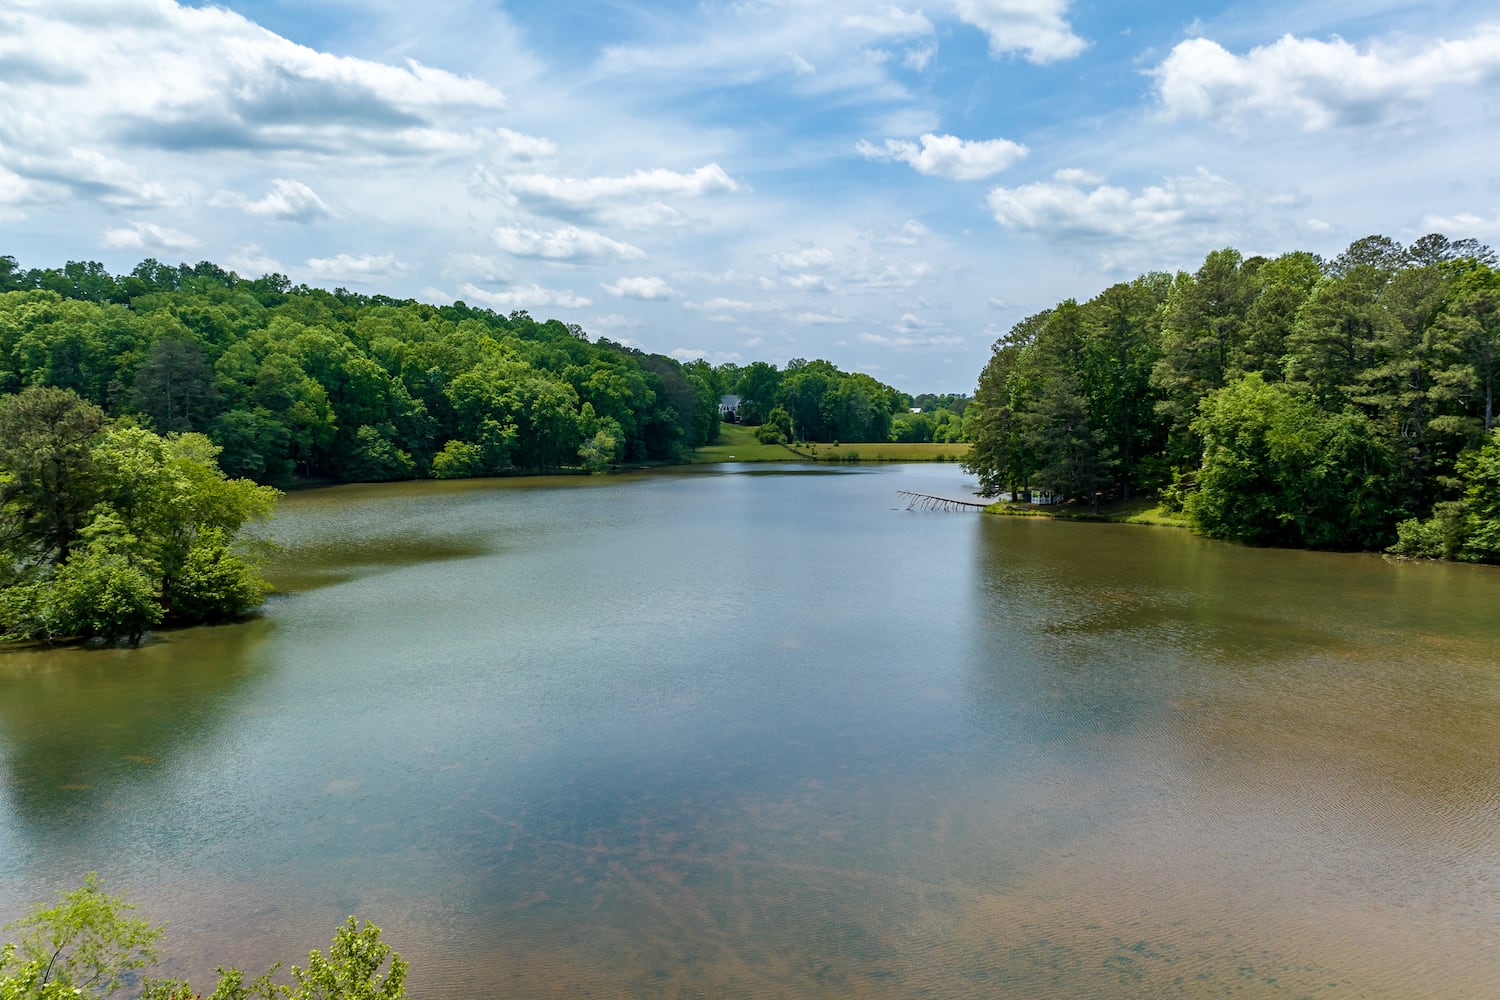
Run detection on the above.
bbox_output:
[3,1,1499,392]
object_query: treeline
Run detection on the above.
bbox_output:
[0,256,929,486]
[964,233,1500,560]
[721,359,964,445]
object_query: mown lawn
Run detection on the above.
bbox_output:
[984,494,1189,527]
[689,424,970,463]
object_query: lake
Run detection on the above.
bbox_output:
[0,463,1496,997]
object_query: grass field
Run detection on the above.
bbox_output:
[984,494,1189,527]
[689,424,970,463]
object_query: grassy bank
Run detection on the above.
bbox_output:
[690,424,970,463]
[984,495,1189,528]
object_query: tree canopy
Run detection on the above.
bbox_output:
[0,387,278,645]
[0,255,938,491]
[964,234,1500,559]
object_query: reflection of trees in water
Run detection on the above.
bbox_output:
[0,620,273,836]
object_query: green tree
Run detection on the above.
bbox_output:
[1187,375,1397,549]
[131,337,221,434]
[964,312,1046,497]
[1151,249,1255,464]
[0,386,107,565]
[0,873,162,999]
[0,877,409,1000]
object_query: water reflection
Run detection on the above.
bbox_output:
[0,621,273,840]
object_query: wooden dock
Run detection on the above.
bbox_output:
[897,490,988,512]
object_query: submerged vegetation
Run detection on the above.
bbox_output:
[963,233,1500,561]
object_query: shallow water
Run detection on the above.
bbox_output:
[1,464,1496,997]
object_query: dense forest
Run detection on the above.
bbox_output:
[962,233,1500,561]
[0,256,945,487]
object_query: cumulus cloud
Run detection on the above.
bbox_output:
[4,146,174,208]
[988,167,1242,238]
[492,224,645,263]
[602,276,674,300]
[1152,25,1500,130]
[948,0,1088,63]
[857,132,1028,180]
[9,2,504,151]
[505,164,740,226]
[459,282,592,310]
[213,178,330,222]
[101,221,200,251]
[987,167,1248,266]
[304,252,410,281]
[0,0,516,215]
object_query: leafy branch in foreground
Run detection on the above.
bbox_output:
[0,876,407,1000]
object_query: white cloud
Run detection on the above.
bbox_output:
[0,1,507,164]
[583,313,644,332]
[903,44,938,71]
[860,331,966,347]
[771,247,836,271]
[857,133,1028,180]
[492,224,645,263]
[848,257,935,290]
[602,275,674,300]
[492,127,557,161]
[444,253,511,283]
[691,297,762,313]
[226,243,283,275]
[841,7,935,38]
[948,0,1088,63]
[988,168,1244,241]
[669,347,711,361]
[1052,167,1103,186]
[879,219,932,246]
[304,253,410,282]
[459,282,592,310]
[1152,26,1500,131]
[505,164,740,225]
[1423,211,1500,236]
[786,273,834,292]
[792,311,852,325]
[216,178,330,222]
[101,221,200,251]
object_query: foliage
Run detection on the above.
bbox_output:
[0,873,161,999]
[0,387,278,644]
[0,877,407,1000]
[1186,375,1398,549]
[966,233,1500,558]
[1390,428,1500,561]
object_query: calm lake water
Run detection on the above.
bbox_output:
[1,463,1496,998]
